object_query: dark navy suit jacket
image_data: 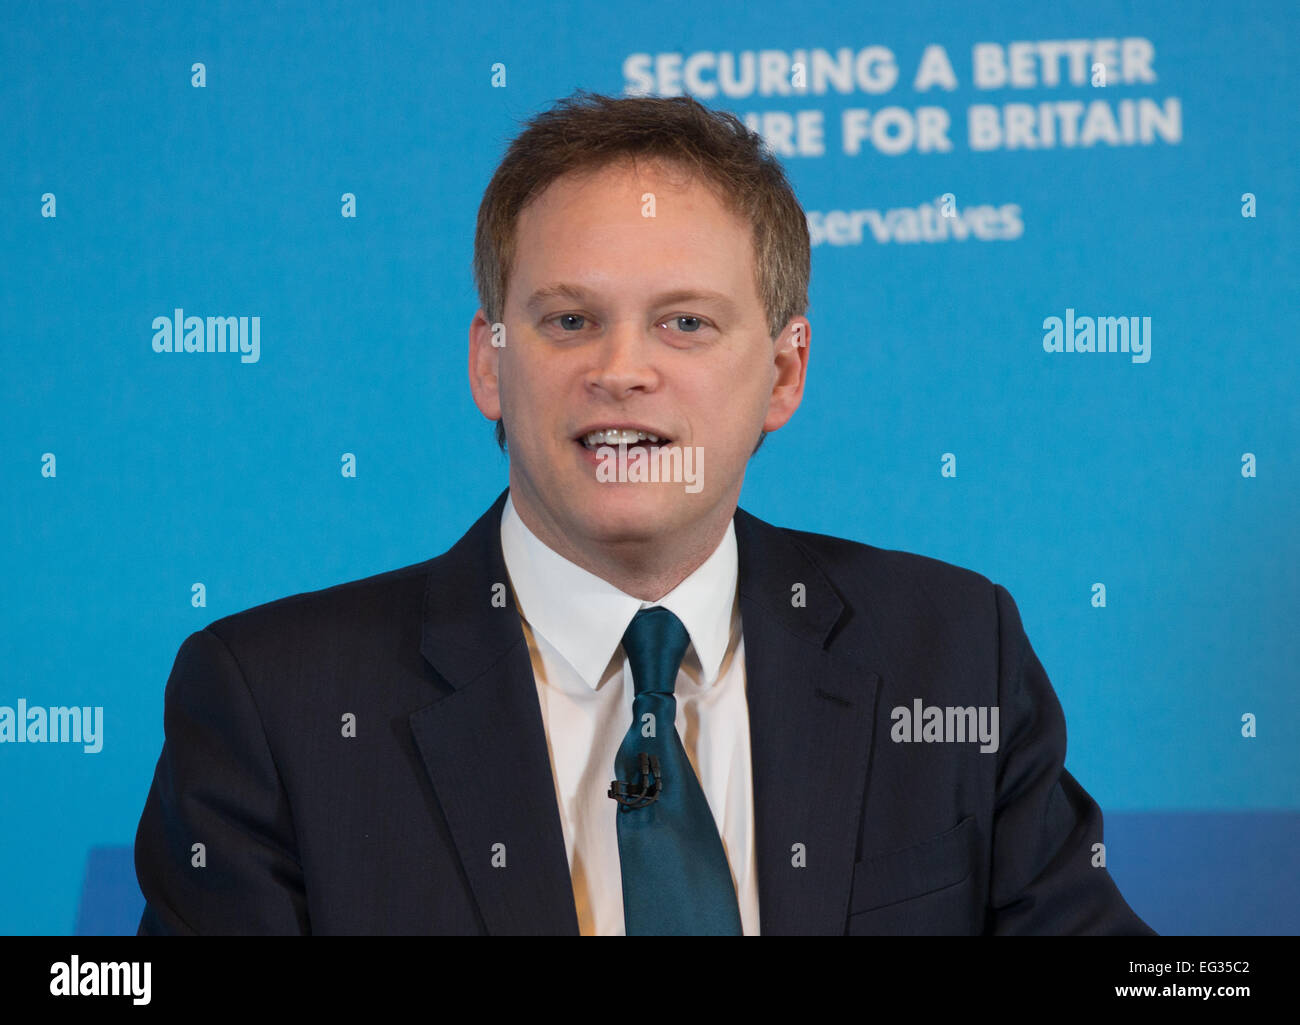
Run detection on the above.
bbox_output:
[134,487,1154,934]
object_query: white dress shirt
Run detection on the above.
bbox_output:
[499,493,760,935]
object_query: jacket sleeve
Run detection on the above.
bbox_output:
[985,584,1155,935]
[134,628,310,934]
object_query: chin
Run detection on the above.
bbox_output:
[575,486,689,537]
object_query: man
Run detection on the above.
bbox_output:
[134,90,1154,935]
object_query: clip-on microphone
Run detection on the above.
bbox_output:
[608,752,662,811]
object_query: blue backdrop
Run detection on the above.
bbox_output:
[2,0,1296,935]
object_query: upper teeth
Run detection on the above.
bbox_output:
[583,428,662,447]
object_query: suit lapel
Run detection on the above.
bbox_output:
[735,508,881,934]
[409,490,881,936]
[409,488,580,935]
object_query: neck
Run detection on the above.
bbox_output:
[508,487,736,602]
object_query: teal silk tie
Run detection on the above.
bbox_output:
[613,606,743,935]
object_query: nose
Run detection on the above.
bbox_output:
[585,321,660,399]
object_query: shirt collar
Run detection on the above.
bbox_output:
[499,492,738,691]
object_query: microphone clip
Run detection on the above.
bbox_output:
[608,752,662,811]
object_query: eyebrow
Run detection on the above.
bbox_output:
[523,283,739,317]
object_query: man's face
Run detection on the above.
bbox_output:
[470,158,808,555]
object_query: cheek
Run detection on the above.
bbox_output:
[501,348,547,409]
[724,358,772,411]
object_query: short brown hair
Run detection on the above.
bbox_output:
[473,89,811,454]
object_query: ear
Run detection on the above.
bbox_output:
[468,309,503,422]
[762,316,810,432]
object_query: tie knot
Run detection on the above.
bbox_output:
[621,606,690,696]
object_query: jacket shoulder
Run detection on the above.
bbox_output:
[744,517,1011,664]
[773,521,998,612]
[199,556,437,659]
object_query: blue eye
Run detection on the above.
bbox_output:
[550,313,708,334]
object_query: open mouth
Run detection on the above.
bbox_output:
[576,427,674,452]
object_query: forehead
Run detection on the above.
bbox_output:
[528,155,738,215]
[509,158,757,298]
